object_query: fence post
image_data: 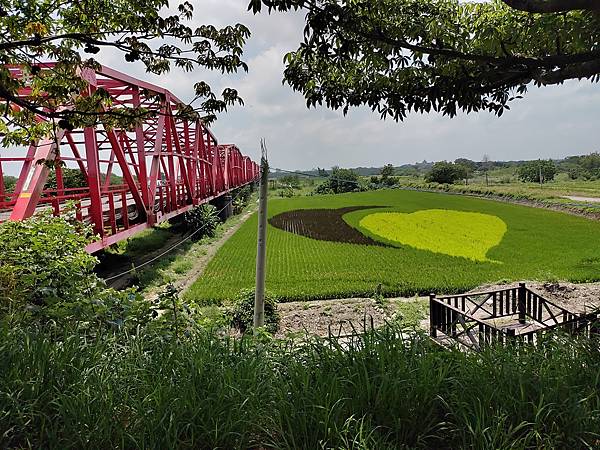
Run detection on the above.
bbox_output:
[518,283,526,325]
[591,313,600,338]
[429,293,437,338]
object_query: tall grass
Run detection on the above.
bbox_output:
[0,326,598,449]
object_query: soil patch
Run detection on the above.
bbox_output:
[473,280,600,314]
[269,206,390,246]
[275,281,600,338]
[276,298,396,338]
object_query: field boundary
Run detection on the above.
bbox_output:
[396,185,600,221]
[176,208,256,296]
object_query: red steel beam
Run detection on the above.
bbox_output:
[1,63,259,252]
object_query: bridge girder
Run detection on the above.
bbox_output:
[0,64,259,252]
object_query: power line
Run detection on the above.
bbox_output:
[104,188,248,282]
[271,167,363,186]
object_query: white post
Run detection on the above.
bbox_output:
[254,140,269,330]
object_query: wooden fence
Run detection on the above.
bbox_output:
[430,283,599,350]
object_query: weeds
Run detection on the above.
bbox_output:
[0,326,598,449]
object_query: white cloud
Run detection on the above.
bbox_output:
[96,1,600,169]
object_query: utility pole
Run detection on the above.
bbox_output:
[539,159,543,187]
[482,154,490,187]
[254,139,269,330]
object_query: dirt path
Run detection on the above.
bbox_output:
[175,209,255,295]
[563,195,600,203]
[142,207,256,300]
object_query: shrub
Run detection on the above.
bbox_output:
[383,176,398,187]
[230,288,280,333]
[145,283,213,339]
[313,167,361,194]
[182,204,219,239]
[279,187,294,197]
[517,160,557,183]
[568,167,580,180]
[425,161,462,184]
[232,185,253,214]
[0,212,146,330]
[0,213,95,319]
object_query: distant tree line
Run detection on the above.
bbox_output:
[267,152,600,195]
[314,167,362,194]
[561,153,600,180]
[424,158,560,185]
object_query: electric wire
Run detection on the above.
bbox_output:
[271,167,363,186]
[103,188,247,282]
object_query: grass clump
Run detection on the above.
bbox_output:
[0,326,598,449]
[230,288,280,333]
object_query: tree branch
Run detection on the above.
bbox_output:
[500,0,600,13]
[0,33,104,51]
[540,59,600,84]
[366,29,600,69]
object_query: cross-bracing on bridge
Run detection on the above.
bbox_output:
[0,64,259,252]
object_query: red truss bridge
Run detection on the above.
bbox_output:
[0,64,259,253]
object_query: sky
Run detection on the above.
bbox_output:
[97,0,599,170]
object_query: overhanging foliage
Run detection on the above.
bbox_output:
[249,0,600,120]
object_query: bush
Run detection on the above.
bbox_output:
[232,185,253,214]
[383,176,398,187]
[0,212,146,330]
[182,204,219,239]
[517,160,557,183]
[425,161,462,184]
[313,182,335,195]
[0,213,96,318]
[279,187,294,197]
[230,288,280,333]
[313,167,361,194]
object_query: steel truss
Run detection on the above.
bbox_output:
[0,64,259,252]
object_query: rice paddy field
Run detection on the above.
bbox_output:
[185,189,600,302]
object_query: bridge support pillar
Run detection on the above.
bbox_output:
[213,194,233,221]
